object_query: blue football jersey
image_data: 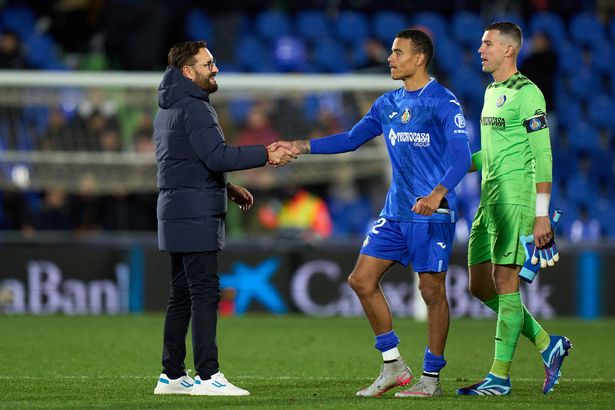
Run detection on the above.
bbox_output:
[358,79,469,223]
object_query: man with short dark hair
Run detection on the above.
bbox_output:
[457,22,571,396]
[152,41,293,396]
[274,29,471,398]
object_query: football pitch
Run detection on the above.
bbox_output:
[1,315,614,409]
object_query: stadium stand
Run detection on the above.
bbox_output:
[0,4,613,239]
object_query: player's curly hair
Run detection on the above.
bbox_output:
[167,41,208,68]
[396,29,434,68]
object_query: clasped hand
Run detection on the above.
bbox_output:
[266,141,297,167]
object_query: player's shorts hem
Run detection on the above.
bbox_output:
[359,249,406,266]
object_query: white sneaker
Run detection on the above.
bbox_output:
[190,372,250,396]
[153,372,194,395]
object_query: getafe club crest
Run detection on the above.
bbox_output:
[496,94,506,108]
[401,107,411,123]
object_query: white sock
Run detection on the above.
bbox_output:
[382,347,400,361]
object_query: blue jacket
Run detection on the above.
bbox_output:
[154,67,267,252]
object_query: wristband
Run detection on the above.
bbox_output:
[536,193,550,216]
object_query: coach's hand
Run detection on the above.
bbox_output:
[228,183,254,211]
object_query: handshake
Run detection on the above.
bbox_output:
[265,140,305,167]
[519,209,562,283]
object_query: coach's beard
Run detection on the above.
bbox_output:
[197,73,218,93]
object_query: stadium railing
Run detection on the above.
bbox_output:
[0,70,397,194]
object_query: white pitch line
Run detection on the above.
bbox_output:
[0,375,613,383]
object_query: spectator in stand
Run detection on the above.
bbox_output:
[569,204,601,242]
[355,37,391,74]
[236,104,280,147]
[258,186,332,240]
[36,189,72,230]
[0,31,28,69]
[0,189,34,233]
[520,31,557,111]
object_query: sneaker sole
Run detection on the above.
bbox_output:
[357,375,413,397]
[190,391,250,396]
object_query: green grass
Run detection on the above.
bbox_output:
[1,315,614,409]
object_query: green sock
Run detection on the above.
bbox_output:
[489,292,523,378]
[484,296,550,352]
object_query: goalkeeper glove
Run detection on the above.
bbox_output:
[519,209,562,283]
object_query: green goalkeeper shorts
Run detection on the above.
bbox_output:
[468,203,535,267]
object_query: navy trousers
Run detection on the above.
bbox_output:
[161,251,220,379]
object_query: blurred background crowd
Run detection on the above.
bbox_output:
[0,0,614,244]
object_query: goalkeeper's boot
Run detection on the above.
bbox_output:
[542,335,573,394]
[191,372,250,396]
[456,373,511,396]
[395,375,442,398]
[356,359,413,397]
[153,372,194,394]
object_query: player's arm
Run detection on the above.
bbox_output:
[270,100,383,156]
[413,100,471,216]
[522,86,553,248]
[469,150,482,172]
[290,105,382,155]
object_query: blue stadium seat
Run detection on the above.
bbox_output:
[335,11,369,45]
[611,18,615,41]
[555,95,582,129]
[491,13,525,33]
[568,121,600,153]
[411,12,447,41]
[568,68,602,102]
[312,39,350,73]
[372,11,407,43]
[434,39,463,75]
[587,95,615,129]
[590,41,615,74]
[556,42,583,74]
[528,12,566,43]
[451,12,483,48]
[296,10,330,43]
[273,36,308,72]
[234,37,275,72]
[1,5,35,38]
[254,10,291,42]
[450,66,485,106]
[570,12,606,46]
[24,33,57,69]
[228,98,254,123]
[185,9,214,44]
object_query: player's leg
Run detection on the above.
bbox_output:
[156,252,194,394]
[352,219,413,397]
[348,254,396,335]
[458,206,518,396]
[350,254,413,397]
[396,222,452,398]
[476,204,572,394]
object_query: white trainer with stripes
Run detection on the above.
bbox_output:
[191,372,250,396]
[153,372,194,395]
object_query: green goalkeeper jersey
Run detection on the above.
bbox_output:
[479,72,552,208]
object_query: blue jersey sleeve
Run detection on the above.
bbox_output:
[311,101,383,154]
[437,98,469,141]
[436,97,471,191]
